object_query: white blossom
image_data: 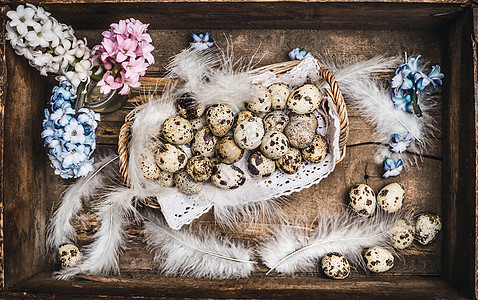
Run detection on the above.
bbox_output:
[6,5,39,37]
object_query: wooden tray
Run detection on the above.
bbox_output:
[0,1,476,298]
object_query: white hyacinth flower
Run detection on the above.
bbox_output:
[25,19,57,48]
[6,5,39,37]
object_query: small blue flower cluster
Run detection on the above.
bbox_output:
[190,32,214,51]
[382,157,403,179]
[391,55,444,115]
[288,48,313,61]
[42,82,100,179]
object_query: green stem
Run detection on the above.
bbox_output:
[411,88,422,118]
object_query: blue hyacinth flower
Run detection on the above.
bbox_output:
[382,157,404,179]
[288,48,313,60]
[190,32,215,50]
[389,132,413,153]
[392,91,413,114]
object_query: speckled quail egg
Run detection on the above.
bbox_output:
[235,110,255,128]
[209,156,221,166]
[162,115,194,145]
[301,135,328,163]
[174,170,203,195]
[263,110,289,132]
[190,116,207,131]
[155,143,188,173]
[260,131,289,159]
[290,112,318,132]
[284,120,315,149]
[176,93,205,119]
[363,247,394,273]
[234,117,265,150]
[191,127,218,158]
[139,149,161,180]
[349,184,376,217]
[391,219,415,250]
[287,84,323,114]
[206,104,235,137]
[415,213,442,245]
[58,244,83,268]
[216,136,244,164]
[245,84,271,113]
[321,252,350,280]
[268,83,290,110]
[377,183,405,213]
[247,151,276,178]
[211,163,246,189]
[154,170,174,187]
[276,147,302,174]
[186,156,212,182]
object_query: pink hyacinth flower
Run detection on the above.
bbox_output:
[98,71,123,94]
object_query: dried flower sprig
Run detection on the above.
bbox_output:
[92,18,155,95]
[391,55,444,117]
[42,82,100,179]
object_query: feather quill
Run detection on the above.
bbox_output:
[143,212,256,279]
[321,56,439,165]
[46,154,118,252]
[54,187,138,280]
[259,209,411,275]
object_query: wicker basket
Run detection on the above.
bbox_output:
[118,60,349,200]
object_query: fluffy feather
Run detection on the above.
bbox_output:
[321,56,439,165]
[46,154,118,253]
[259,209,412,275]
[128,87,177,195]
[54,187,138,280]
[143,212,256,279]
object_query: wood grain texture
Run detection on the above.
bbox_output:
[4,272,467,299]
[0,5,6,291]
[442,6,477,299]
[3,46,48,288]
[1,2,468,31]
[474,6,478,300]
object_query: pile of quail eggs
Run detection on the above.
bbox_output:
[138,83,329,195]
[318,182,442,280]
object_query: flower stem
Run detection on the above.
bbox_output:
[411,88,422,117]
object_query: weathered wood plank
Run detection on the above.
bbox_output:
[0,4,6,291]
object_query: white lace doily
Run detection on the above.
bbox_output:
[149,58,342,230]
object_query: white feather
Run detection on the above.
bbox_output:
[321,56,439,165]
[259,209,412,275]
[54,187,138,280]
[46,154,118,252]
[143,212,256,279]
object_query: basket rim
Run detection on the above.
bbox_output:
[118,60,349,186]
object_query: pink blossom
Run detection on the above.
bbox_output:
[98,71,123,94]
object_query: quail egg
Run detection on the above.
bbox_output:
[321,252,350,280]
[162,115,194,145]
[391,219,415,250]
[245,84,271,113]
[206,103,235,137]
[234,117,265,150]
[260,131,289,160]
[377,183,405,213]
[190,116,207,131]
[211,163,246,189]
[186,156,212,182]
[349,184,376,217]
[191,127,218,158]
[216,136,244,164]
[155,143,188,173]
[363,247,394,273]
[290,112,318,132]
[174,170,203,195]
[176,93,205,119]
[301,135,328,163]
[415,213,442,245]
[139,149,161,180]
[284,120,315,149]
[263,110,289,132]
[235,110,255,128]
[58,244,83,268]
[276,147,302,174]
[268,83,290,110]
[247,151,276,178]
[287,84,323,114]
[154,170,174,187]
